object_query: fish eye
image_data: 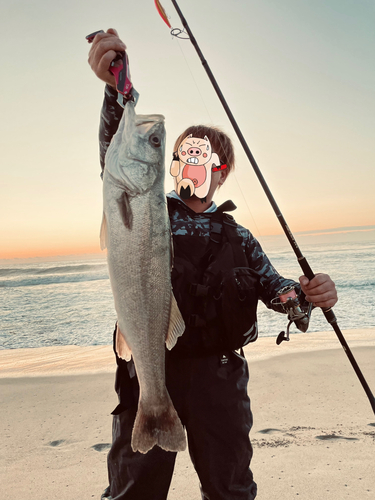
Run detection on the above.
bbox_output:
[149,134,161,148]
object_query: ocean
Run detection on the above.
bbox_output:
[1,239,374,350]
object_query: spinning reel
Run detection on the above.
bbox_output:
[271,286,313,345]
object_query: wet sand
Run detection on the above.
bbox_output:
[1,329,374,499]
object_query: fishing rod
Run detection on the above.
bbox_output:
[157,0,375,415]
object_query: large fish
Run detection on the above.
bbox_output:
[100,101,186,454]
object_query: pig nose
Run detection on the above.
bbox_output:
[188,148,202,156]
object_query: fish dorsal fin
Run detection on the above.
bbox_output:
[166,294,185,350]
[100,212,107,250]
[118,191,133,230]
[116,323,132,361]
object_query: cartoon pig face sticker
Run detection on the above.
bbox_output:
[170,134,220,201]
[178,135,212,165]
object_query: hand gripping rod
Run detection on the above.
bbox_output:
[170,0,375,415]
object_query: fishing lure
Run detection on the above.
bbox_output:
[154,0,171,28]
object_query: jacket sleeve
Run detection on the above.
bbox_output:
[98,85,124,178]
[244,232,308,313]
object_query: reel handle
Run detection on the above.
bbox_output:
[276,331,289,345]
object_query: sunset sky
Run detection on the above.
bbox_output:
[1,0,374,259]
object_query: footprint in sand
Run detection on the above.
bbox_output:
[48,440,66,447]
[258,428,283,435]
[92,443,111,452]
[289,426,315,431]
[315,434,358,441]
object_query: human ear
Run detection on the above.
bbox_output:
[218,170,228,186]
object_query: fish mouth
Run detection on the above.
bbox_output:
[135,118,164,135]
[135,114,165,126]
[186,157,199,164]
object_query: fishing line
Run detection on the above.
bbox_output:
[226,167,267,249]
[172,30,267,248]
[173,35,213,125]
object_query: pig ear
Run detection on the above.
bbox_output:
[186,134,192,139]
[204,135,209,142]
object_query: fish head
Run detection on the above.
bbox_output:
[105,101,166,195]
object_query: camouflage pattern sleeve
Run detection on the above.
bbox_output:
[99,85,124,178]
[243,231,307,313]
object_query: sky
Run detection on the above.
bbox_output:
[1,0,374,259]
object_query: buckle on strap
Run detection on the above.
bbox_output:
[189,283,209,297]
[210,220,222,243]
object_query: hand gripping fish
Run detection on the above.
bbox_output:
[101,101,186,454]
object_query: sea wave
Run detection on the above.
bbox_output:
[0,263,106,277]
[0,274,109,288]
[337,281,375,289]
[1,242,374,349]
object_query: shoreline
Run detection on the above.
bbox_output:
[0,328,374,378]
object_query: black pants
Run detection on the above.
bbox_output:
[103,345,257,500]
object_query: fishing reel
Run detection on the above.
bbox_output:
[271,286,313,345]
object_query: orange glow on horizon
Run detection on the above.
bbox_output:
[0,244,104,261]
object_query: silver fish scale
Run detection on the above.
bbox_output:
[105,187,172,401]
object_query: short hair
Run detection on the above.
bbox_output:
[173,125,235,176]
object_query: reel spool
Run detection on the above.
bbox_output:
[271,286,313,345]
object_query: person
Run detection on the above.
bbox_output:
[88,29,338,500]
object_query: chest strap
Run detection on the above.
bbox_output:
[188,200,248,299]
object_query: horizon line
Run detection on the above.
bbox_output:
[1,224,375,262]
[258,225,375,238]
[294,225,375,236]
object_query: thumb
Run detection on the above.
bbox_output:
[107,28,119,37]
[299,276,309,287]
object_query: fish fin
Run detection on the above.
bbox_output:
[115,324,132,362]
[165,294,185,351]
[117,191,133,230]
[100,212,107,250]
[131,394,186,454]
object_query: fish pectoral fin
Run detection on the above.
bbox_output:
[100,212,107,250]
[118,191,133,230]
[165,294,185,350]
[116,324,132,361]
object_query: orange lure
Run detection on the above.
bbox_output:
[154,0,171,28]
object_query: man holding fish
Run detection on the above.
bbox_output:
[88,29,337,500]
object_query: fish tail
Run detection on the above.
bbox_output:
[131,396,186,454]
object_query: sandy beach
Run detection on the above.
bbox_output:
[1,329,374,499]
